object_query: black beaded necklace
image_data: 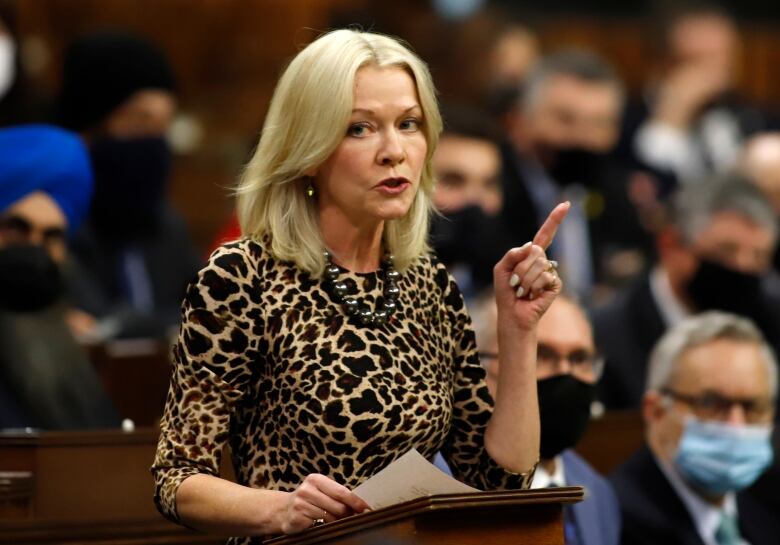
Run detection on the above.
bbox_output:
[323,251,400,326]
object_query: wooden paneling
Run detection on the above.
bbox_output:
[11,0,367,250]
[88,339,173,428]
[6,3,779,250]
[575,410,644,476]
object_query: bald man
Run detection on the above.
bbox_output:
[740,133,780,214]
[740,133,780,278]
[476,294,620,545]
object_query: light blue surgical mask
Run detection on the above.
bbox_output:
[674,418,773,496]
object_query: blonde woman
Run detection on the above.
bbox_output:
[152,29,568,543]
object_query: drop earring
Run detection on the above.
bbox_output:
[306,179,315,198]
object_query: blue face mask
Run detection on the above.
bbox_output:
[674,418,774,496]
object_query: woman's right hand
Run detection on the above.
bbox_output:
[280,474,370,534]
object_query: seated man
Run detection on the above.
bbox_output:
[739,132,780,275]
[0,124,118,430]
[501,50,651,300]
[55,31,201,340]
[428,104,508,297]
[594,175,780,409]
[625,5,770,187]
[473,293,620,545]
[610,312,777,545]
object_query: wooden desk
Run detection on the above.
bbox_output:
[88,339,174,428]
[266,488,584,545]
[0,427,221,544]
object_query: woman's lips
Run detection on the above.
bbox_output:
[375,178,411,195]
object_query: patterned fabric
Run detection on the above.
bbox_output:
[151,238,535,545]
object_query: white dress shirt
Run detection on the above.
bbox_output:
[530,456,567,489]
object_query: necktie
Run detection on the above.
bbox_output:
[715,512,740,545]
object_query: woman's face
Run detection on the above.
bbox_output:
[315,65,428,228]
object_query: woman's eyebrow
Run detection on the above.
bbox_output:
[350,105,422,115]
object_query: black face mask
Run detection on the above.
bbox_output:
[535,144,608,188]
[89,135,172,240]
[429,205,509,290]
[0,244,64,312]
[538,374,596,459]
[686,257,763,316]
[429,205,492,265]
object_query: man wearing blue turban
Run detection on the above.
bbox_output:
[0,124,119,430]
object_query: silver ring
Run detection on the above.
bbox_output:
[548,260,558,271]
[312,518,326,527]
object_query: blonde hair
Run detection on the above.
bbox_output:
[236,29,442,275]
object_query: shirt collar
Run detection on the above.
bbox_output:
[655,453,740,545]
[530,455,566,489]
[649,266,691,327]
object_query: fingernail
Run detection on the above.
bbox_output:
[515,286,524,298]
[509,274,520,287]
[520,241,531,250]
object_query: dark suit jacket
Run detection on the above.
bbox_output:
[592,271,780,410]
[592,273,665,410]
[500,142,653,291]
[610,446,779,545]
[67,205,202,339]
[562,450,621,545]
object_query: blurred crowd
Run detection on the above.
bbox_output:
[1,1,780,543]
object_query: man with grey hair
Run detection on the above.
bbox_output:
[500,49,651,301]
[610,311,778,545]
[594,175,780,409]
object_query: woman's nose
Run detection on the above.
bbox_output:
[377,130,405,166]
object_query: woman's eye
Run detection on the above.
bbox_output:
[347,123,370,137]
[400,118,422,131]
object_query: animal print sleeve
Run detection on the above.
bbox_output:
[151,243,262,523]
[434,264,535,491]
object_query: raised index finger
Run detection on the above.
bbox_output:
[533,201,570,250]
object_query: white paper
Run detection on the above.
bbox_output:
[353,449,479,509]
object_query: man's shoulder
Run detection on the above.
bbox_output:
[592,274,652,322]
[562,450,603,482]
[609,446,695,534]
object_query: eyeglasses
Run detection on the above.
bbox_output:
[661,388,774,424]
[537,343,603,381]
[479,344,604,381]
[0,215,66,249]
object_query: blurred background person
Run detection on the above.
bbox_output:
[623,3,775,190]
[428,103,510,297]
[501,49,651,303]
[474,293,620,545]
[0,9,16,124]
[485,21,540,96]
[54,31,201,341]
[739,132,780,276]
[594,175,780,409]
[610,312,777,545]
[0,124,119,430]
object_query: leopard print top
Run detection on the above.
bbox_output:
[151,239,534,544]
